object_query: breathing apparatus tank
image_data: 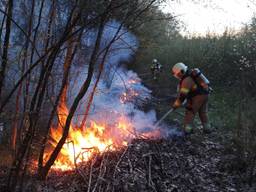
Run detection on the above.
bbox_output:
[191,68,210,91]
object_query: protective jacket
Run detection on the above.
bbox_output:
[173,69,209,108]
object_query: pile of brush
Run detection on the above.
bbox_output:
[32,132,255,192]
[5,132,255,192]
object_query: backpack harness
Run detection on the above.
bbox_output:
[179,69,209,99]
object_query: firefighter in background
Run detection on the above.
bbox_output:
[151,59,162,80]
[171,62,211,134]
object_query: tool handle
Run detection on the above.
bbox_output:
[153,108,174,128]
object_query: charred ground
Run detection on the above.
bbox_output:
[1,131,254,192]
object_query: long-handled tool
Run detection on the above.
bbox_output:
[153,108,174,128]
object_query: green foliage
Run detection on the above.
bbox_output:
[132,11,256,91]
[131,8,256,135]
[208,87,239,130]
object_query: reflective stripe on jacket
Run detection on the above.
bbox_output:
[173,76,202,108]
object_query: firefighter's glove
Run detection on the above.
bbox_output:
[172,106,178,111]
[172,100,181,110]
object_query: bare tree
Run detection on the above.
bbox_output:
[0,1,162,189]
[37,27,82,177]
[37,9,108,180]
[7,2,82,190]
[0,0,13,101]
[80,21,126,130]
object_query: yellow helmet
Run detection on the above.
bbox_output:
[172,62,188,78]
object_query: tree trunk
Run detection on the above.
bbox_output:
[0,4,7,52]
[38,15,106,180]
[22,0,35,113]
[10,63,23,152]
[80,22,125,130]
[38,30,82,172]
[7,23,78,190]
[0,0,14,101]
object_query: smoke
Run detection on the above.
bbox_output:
[69,20,181,138]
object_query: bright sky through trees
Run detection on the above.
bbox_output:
[162,0,256,36]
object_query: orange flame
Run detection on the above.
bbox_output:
[120,89,139,103]
[45,100,142,170]
[45,84,158,171]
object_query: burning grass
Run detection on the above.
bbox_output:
[45,119,161,171]
[44,106,161,171]
[43,73,160,171]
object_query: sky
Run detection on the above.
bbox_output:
[161,0,256,36]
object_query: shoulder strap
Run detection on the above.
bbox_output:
[179,70,190,87]
[189,68,201,87]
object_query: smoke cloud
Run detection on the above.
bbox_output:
[68,20,181,139]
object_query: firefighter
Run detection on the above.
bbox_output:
[151,59,162,80]
[171,62,211,134]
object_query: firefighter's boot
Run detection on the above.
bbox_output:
[184,124,194,135]
[202,122,211,134]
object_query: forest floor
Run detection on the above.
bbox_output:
[0,130,255,192]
